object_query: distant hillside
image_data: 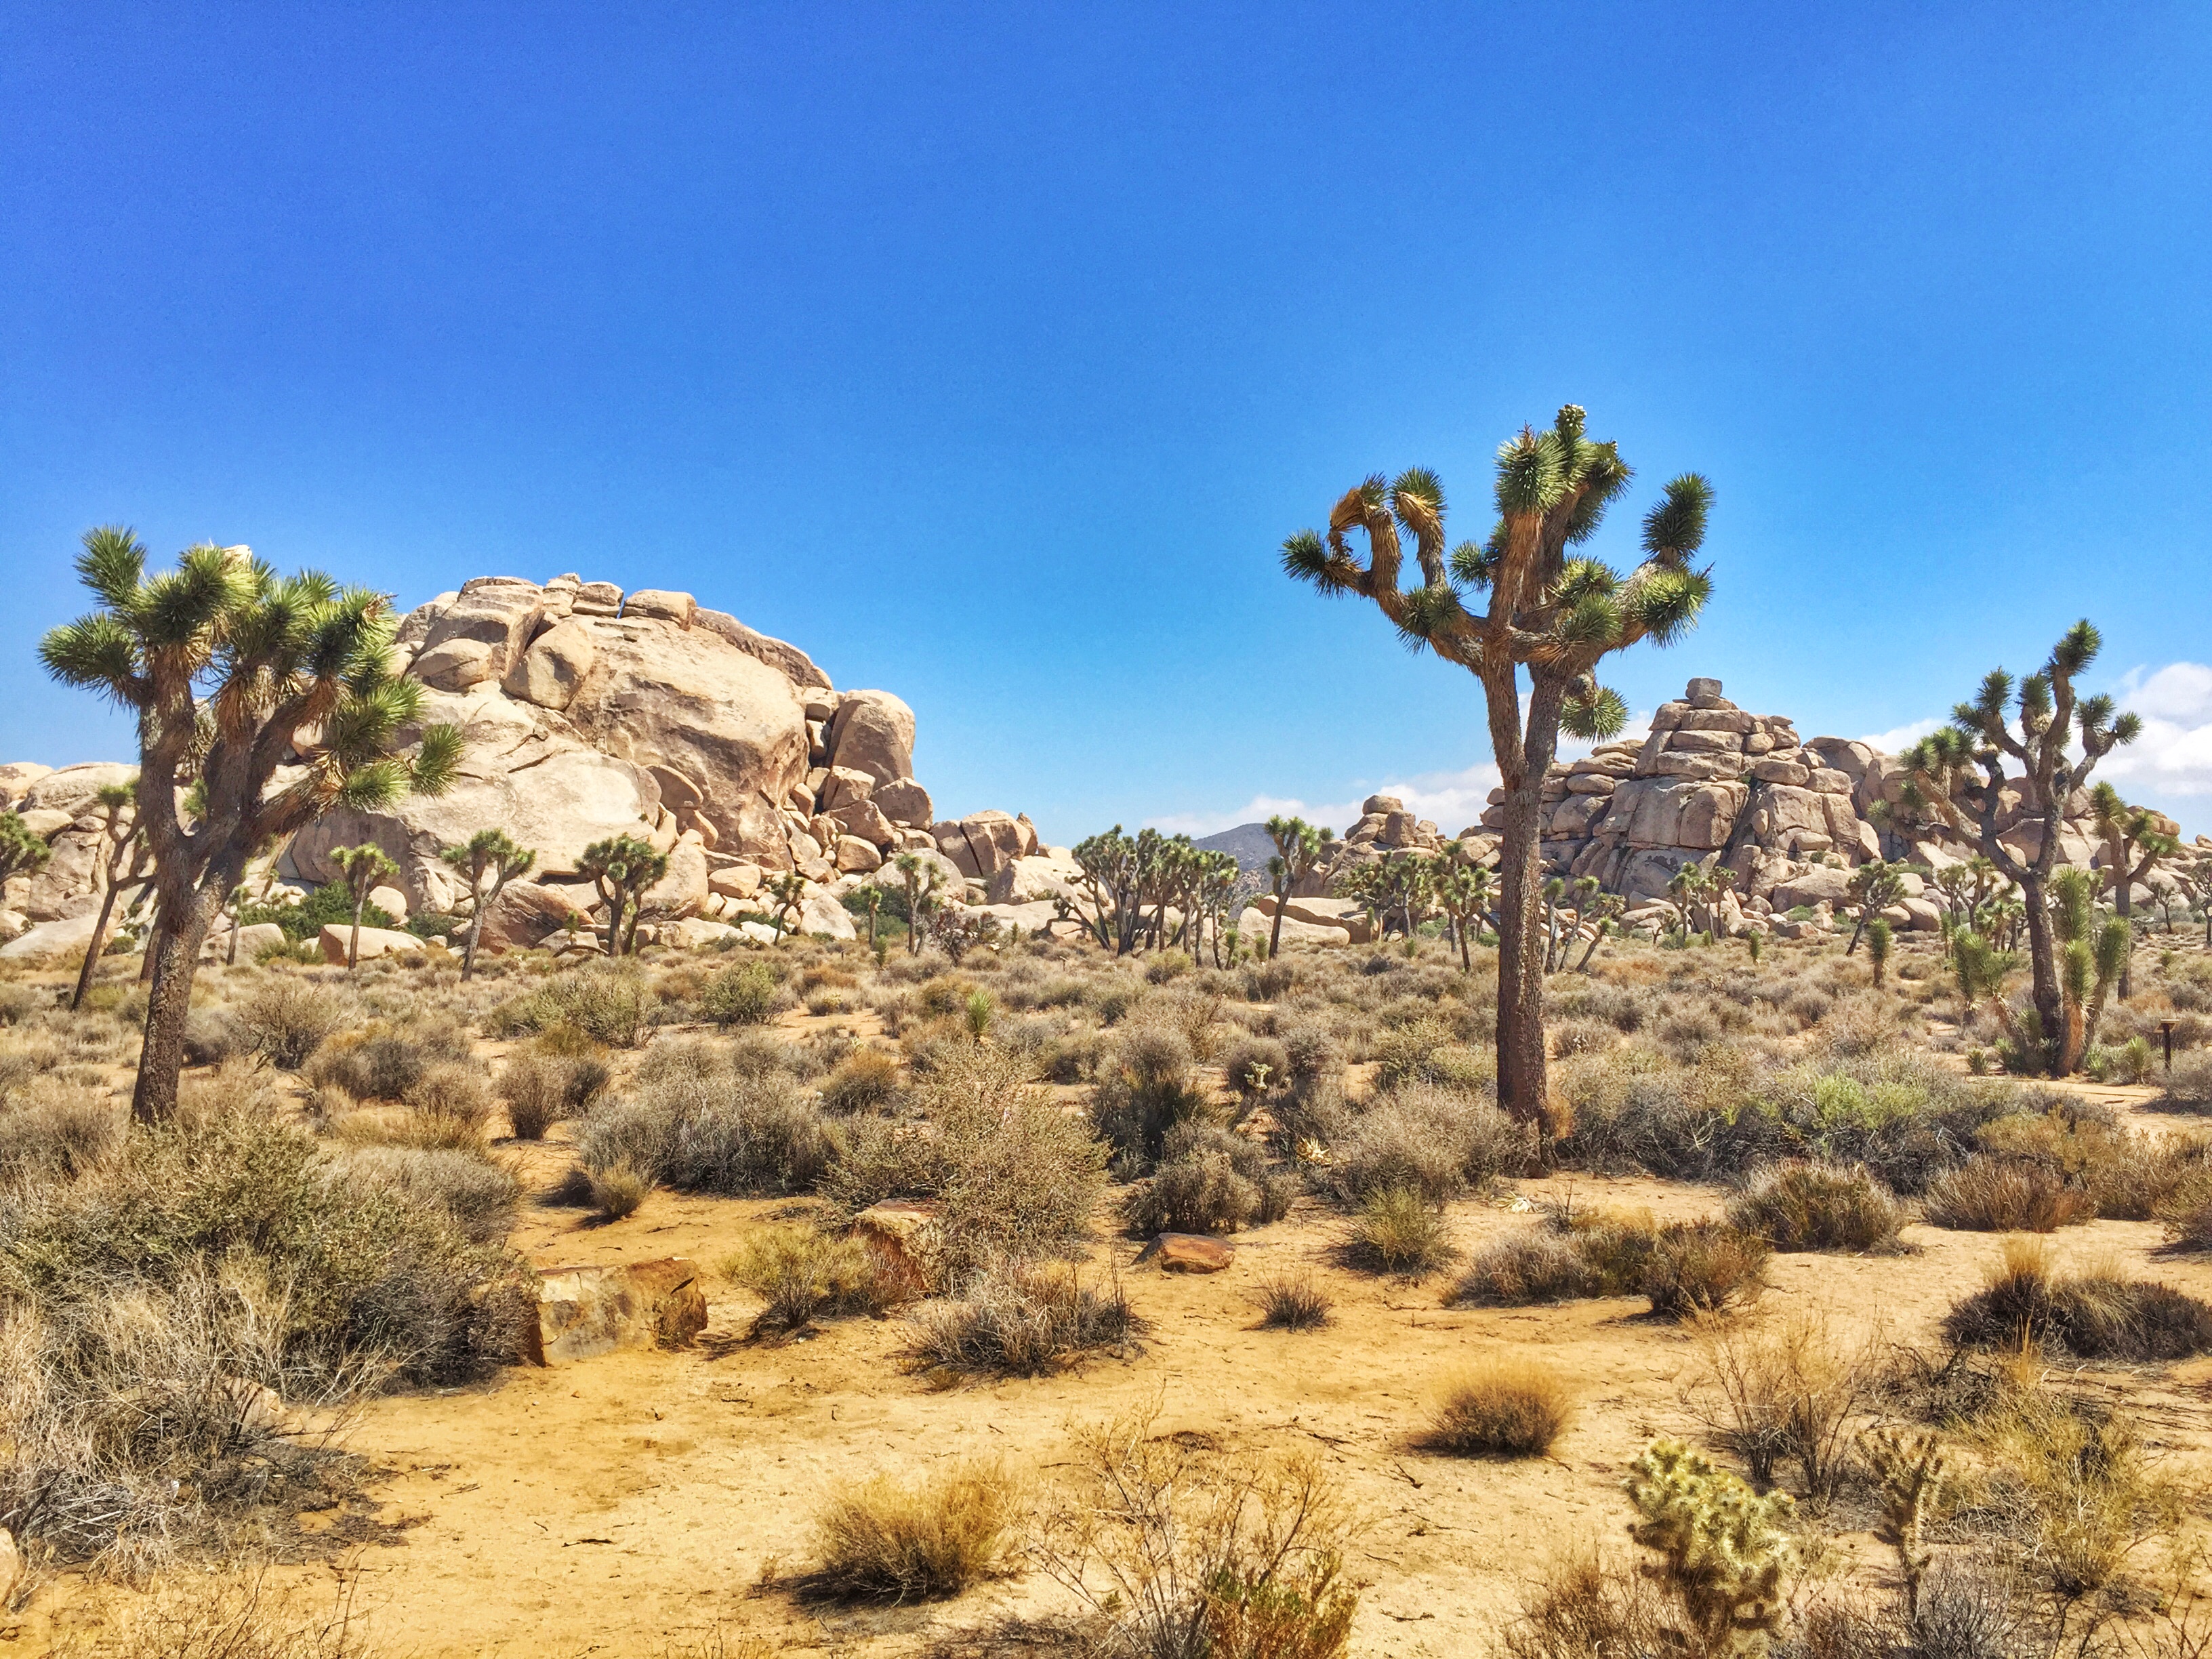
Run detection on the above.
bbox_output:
[1195,821,1276,872]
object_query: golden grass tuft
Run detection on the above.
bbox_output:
[1422,1359,1576,1457]
[807,1458,1016,1601]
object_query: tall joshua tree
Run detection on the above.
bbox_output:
[331,843,398,970]
[1262,815,1334,958]
[1901,621,2137,1075]
[579,834,668,956]
[442,827,536,982]
[2087,782,2175,998]
[1284,407,1714,1129]
[40,529,460,1124]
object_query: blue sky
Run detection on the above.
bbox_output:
[5,2,2209,845]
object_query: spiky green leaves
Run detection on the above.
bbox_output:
[1398,584,1467,651]
[1622,564,1711,647]
[1389,467,1446,539]
[1280,529,1348,594]
[0,812,54,882]
[1449,536,1500,590]
[2051,619,2101,678]
[1562,683,1630,740]
[1640,474,1712,565]
[1495,426,1567,517]
[39,614,144,701]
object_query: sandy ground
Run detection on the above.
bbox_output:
[22,1073,2212,1659]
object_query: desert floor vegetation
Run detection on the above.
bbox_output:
[3,914,2211,1656]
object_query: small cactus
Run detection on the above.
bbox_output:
[1860,1427,1947,1618]
[1624,1437,1796,1656]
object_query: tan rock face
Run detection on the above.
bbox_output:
[527,1258,708,1365]
[318,923,424,964]
[422,578,544,679]
[1139,1233,1235,1273]
[507,617,598,710]
[872,777,934,827]
[825,690,916,785]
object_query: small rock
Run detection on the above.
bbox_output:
[528,1258,708,1365]
[1139,1233,1235,1273]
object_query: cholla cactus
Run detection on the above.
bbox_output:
[1860,1427,1947,1618]
[1624,1438,1796,1657]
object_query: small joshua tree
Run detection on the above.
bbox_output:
[2087,782,2175,998]
[1284,407,1713,1129]
[1845,859,1908,956]
[766,870,809,942]
[2193,863,2212,948]
[2050,867,2128,1071]
[579,833,668,956]
[1624,1438,1795,1658]
[40,529,459,1123]
[330,843,398,970]
[1902,621,2137,1076]
[70,781,151,1010]
[441,827,536,981]
[1433,848,1494,971]
[892,851,943,955]
[1263,815,1334,958]
[1866,918,1893,989]
[1,811,54,888]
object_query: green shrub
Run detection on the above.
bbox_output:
[1346,1186,1453,1274]
[1725,1161,1908,1252]
[238,880,393,943]
[699,960,784,1027]
[489,963,653,1048]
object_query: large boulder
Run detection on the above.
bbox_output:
[871,777,934,827]
[0,912,101,960]
[419,577,545,680]
[18,762,137,818]
[318,923,423,964]
[506,617,598,711]
[0,762,56,807]
[934,811,1025,879]
[825,691,916,786]
[480,879,600,949]
[693,609,831,691]
[527,1258,708,1366]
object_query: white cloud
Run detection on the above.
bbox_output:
[1857,716,1942,754]
[2103,662,2212,798]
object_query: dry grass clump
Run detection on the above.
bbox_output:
[1725,1161,1908,1253]
[1922,1155,2095,1232]
[577,1039,837,1197]
[1317,1084,1529,1207]
[1422,1359,1576,1457]
[487,961,654,1048]
[586,1161,650,1221]
[900,1263,1142,1382]
[824,1042,1107,1286]
[804,1460,1015,1602]
[1248,1274,1332,1331]
[1680,1309,1876,1498]
[1122,1122,1294,1237]
[1643,1220,1770,1317]
[499,1043,610,1139]
[1453,1208,1765,1317]
[234,976,350,1069]
[1942,1237,2212,1361]
[1345,1185,1454,1275]
[1031,1405,1357,1659]
[0,1076,123,1181]
[725,1225,918,1334]
[1088,1026,1214,1170]
[817,1046,903,1115]
[698,960,786,1027]
[1498,1552,1671,1659]
[305,1015,470,1101]
[334,1147,518,1243]
[51,1573,373,1658]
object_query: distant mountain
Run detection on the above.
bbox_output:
[1194,821,1276,873]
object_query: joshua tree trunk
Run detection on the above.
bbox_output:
[1268,875,1288,960]
[348,891,367,970]
[1492,674,1567,1130]
[2020,875,2060,1067]
[461,897,489,981]
[130,856,238,1126]
[70,878,125,1012]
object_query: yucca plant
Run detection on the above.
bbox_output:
[330,842,398,970]
[579,833,669,955]
[0,810,53,885]
[1843,859,1907,956]
[1282,411,1715,1129]
[442,826,536,981]
[1433,848,1495,971]
[1901,621,2138,1076]
[39,528,460,1122]
[2087,782,2175,996]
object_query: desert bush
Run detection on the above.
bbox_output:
[1642,1221,1769,1319]
[825,1044,1107,1286]
[1921,1155,2095,1232]
[1346,1185,1453,1275]
[1725,1162,1908,1253]
[234,977,349,1070]
[1370,1018,1493,1094]
[1219,1035,1290,1105]
[817,1046,903,1115]
[2152,1050,2212,1111]
[182,1006,251,1067]
[0,1078,124,1181]
[1124,1153,1261,1237]
[1032,1404,1356,1659]
[587,1161,650,1219]
[1423,1359,1575,1457]
[490,962,653,1048]
[306,1017,470,1101]
[1498,1553,1671,1659]
[579,1054,836,1199]
[336,1147,518,1243]
[1943,1237,2212,1361]
[699,960,785,1027]
[498,1046,609,1140]
[726,1225,916,1334]
[806,1459,1015,1601]
[1317,1084,1528,1208]
[1682,1309,1875,1499]
[1452,1231,1599,1307]
[1250,1274,1332,1331]
[1090,1026,1215,1168]
[900,1263,1141,1382]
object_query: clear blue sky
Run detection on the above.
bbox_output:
[5,3,2209,844]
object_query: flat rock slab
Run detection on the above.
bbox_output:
[528,1257,708,1365]
[1138,1233,1235,1273]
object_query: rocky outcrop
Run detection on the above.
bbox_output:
[527,1258,708,1366]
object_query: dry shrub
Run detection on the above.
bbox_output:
[1422,1359,1575,1457]
[1088,1026,1214,1168]
[1032,1404,1357,1659]
[1725,1161,1908,1253]
[334,1147,518,1244]
[1943,1237,2212,1361]
[2153,1050,2212,1111]
[1124,1153,1262,1237]
[1318,1084,1529,1208]
[490,962,653,1048]
[579,1041,836,1197]
[1681,1309,1877,1498]
[1921,1155,2094,1233]
[900,1263,1141,1382]
[305,1017,470,1101]
[0,1076,123,1181]
[587,1162,649,1220]
[725,1225,917,1334]
[1219,1035,1290,1104]
[819,1046,903,1115]
[52,1572,372,1658]
[499,1045,609,1140]
[806,1459,1015,1602]
[1642,1221,1769,1319]
[824,1043,1107,1286]
[234,977,348,1070]
[699,960,785,1027]
[1498,1552,1671,1659]
[1452,1231,1598,1306]
[1370,1019,1493,1094]
[1249,1275,1331,1331]
[1345,1186,1453,1275]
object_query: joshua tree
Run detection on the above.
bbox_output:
[766,870,809,941]
[2193,863,2212,948]
[1576,890,1626,972]
[891,851,938,955]
[2050,867,2129,1070]
[1433,849,1494,970]
[70,781,152,1011]
[1189,847,1240,966]
[578,833,668,956]
[1263,815,1335,958]
[40,529,460,1124]
[330,843,398,970]
[0,812,53,887]
[1866,918,1893,989]
[1068,828,1145,956]
[1667,863,1719,945]
[1901,622,2137,1077]
[1282,408,1714,1128]
[441,827,536,982]
[1843,859,1908,956]
[223,882,253,966]
[2087,782,2177,998]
